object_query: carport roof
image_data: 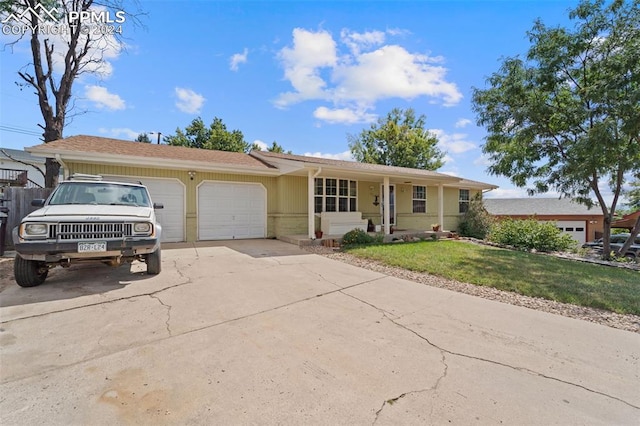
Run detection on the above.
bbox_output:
[27,135,277,173]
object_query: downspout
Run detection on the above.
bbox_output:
[54,154,69,180]
[308,167,322,239]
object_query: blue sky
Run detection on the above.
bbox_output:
[1,0,581,198]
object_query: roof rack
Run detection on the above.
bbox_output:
[68,173,103,181]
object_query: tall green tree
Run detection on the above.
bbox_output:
[348,108,444,170]
[472,0,640,259]
[135,133,152,143]
[1,0,143,187]
[625,177,640,211]
[165,117,251,153]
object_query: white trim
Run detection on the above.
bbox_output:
[383,178,391,234]
[196,180,267,240]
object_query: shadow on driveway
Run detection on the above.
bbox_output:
[0,260,150,308]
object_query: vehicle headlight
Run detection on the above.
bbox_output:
[133,222,152,234]
[23,223,48,236]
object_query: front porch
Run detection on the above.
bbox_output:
[278,229,454,247]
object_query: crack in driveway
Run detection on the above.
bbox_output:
[339,291,640,422]
[149,294,172,336]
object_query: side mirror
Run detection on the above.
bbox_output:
[31,199,45,207]
[153,203,164,209]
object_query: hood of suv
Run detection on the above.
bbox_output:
[27,205,153,220]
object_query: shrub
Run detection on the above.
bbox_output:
[458,193,494,239]
[342,228,374,246]
[488,218,576,252]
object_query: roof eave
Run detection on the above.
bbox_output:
[27,148,281,176]
[251,151,464,183]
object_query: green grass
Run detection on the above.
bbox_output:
[346,240,640,315]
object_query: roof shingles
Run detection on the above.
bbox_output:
[27,135,275,169]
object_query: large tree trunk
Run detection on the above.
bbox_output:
[616,215,640,258]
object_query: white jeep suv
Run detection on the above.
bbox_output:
[12,174,163,287]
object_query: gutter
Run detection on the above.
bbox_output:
[55,154,69,180]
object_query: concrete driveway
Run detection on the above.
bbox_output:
[0,240,638,425]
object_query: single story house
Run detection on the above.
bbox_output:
[483,198,605,244]
[27,135,497,243]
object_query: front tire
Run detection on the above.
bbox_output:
[146,247,161,275]
[14,256,48,287]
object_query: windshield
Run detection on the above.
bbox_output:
[48,182,151,207]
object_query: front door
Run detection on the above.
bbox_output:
[380,184,396,225]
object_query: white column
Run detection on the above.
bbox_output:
[438,184,444,231]
[308,169,315,239]
[383,176,390,235]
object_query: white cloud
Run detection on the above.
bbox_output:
[473,153,492,167]
[340,29,385,55]
[483,187,531,199]
[303,150,354,161]
[442,154,455,165]
[432,129,477,154]
[275,28,337,107]
[313,106,376,124]
[275,27,462,124]
[99,127,140,140]
[175,88,205,114]
[252,139,269,150]
[230,48,248,71]
[84,85,125,110]
[455,118,472,128]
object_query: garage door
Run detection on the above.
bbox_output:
[137,178,185,243]
[556,221,586,245]
[198,182,266,240]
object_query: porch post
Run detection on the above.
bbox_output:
[308,169,315,239]
[438,184,444,231]
[383,176,390,235]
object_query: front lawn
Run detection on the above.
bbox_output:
[346,240,640,315]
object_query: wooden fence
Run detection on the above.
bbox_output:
[1,187,53,250]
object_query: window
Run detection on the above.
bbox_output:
[459,189,470,213]
[412,186,426,213]
[314,178,357,213]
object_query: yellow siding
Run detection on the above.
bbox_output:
[66,162,486,238]
[276,176,308,214]
[66,163,279,240]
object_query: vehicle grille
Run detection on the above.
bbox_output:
[49,223,133,240]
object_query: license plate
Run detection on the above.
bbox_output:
[78,242,107,253]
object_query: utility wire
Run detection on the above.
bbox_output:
[0,125,41,137]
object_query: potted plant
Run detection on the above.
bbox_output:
[431,224,440,232]
[315,229,323,239]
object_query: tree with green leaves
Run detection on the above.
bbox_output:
[472,0,640,259]
[348,108,444,170]
[625,177,640,211]
[1,0,143,187]
[135,133,152,143]
[267,141,291,154]
[165,117,251,153]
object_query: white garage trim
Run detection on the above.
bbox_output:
[104,175,186,243]
[197,180,267,240]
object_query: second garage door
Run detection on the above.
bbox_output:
[138,178,185,243]
[198,182,266,240]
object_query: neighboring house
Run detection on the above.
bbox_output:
[484,198,604,244]
[26,135,497,243]
[0,148,45,188]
